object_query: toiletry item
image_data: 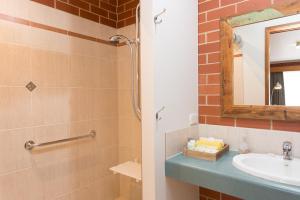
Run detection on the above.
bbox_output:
[196,137,224,151]
[187,140,196,151]
[239,136,250,154]
[186,137,225,154]
[184,143,230,161]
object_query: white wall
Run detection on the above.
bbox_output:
[233,13,300,105]
[140,0,156,199]
[141,0,198,199]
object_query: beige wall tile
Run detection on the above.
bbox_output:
[88,58,102,88]
[69,37,98,58]
[102,145,119,177]
[118,89,134,118]
[100,59,117,89]
[0,128,33,175]
[118,147,134,164]
[0,168,44,200]
[29,27,70,54]
[98,44,117,60]
[36,159,80,200]
[69,88,93,122]
[56,195,70,200]
[0,21,30,46]
[69,55,87,88]
[0,43,31,86]
[0,87,31,130]
[70,185,98,200]
[31,48,69,87]
[118,118,133,148]
[69,55,102,88]
[31,88,71,126]
[117,58,131,90]
[96,175,120,200]
[92,89,118,118]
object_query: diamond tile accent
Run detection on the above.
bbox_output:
[26,81,37,92]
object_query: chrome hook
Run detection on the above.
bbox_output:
[154,8,166,24]
[156,106,165,121]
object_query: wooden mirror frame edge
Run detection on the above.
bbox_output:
[220,1,300,121]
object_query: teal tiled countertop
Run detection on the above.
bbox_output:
[165,151,300,200]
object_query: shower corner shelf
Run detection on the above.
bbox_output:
[110,161,142,182]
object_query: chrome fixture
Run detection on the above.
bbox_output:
[283,141,293,160]
[154,8,166,24]
[296,41,300,49]
[270,81,283,105]
[233,33,243,48]
[155,106,165,121]
[109,34,141,120]
[109,35,133,45]
[24,130,96,150]
[136,3,140,44]
[109,4,141,121]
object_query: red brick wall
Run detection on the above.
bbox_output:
[200,187,242,200]
[198,0,300,132]
[31,0,138,28]
[117,0,139,28]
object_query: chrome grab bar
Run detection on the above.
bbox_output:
[24,130,96,150]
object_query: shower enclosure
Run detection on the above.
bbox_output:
[0,0,142,200]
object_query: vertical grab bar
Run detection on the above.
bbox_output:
[134,3,142,120]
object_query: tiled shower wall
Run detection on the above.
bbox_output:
[198,0,300,133]
[31,0,139,28]
[0,1,141,200]
[0,18,119,200]
[117,24,142,200]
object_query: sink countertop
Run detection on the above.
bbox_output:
[165,151,300,200]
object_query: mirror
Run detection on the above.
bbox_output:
[233,15,300,106]
[221,0,300,120]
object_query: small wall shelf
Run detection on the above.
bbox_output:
[110,161,142,182]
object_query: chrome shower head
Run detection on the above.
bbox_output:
[109,35,122,42]
[109,35,132,44]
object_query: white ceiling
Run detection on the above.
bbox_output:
[270,29,300,63]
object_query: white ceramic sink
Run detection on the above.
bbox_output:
[233,153,300,186]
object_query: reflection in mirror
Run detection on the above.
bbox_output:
[269,28,300,106]
[232,13,300,106]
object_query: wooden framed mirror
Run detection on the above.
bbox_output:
[221,0,300,121]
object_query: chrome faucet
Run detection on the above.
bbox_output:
[283,141,293,160]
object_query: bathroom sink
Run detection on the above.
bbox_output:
[233,153,300,186]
